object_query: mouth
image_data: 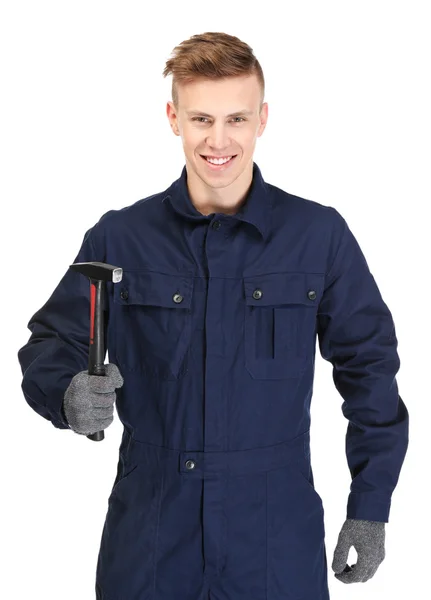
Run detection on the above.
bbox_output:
[200,154,238,171]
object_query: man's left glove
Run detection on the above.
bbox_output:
[332,518,385,583]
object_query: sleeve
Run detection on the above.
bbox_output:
[17,223,108,430]
[316,209,409,523]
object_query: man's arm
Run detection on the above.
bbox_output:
[317,209,409,522]
[17,223,107,429]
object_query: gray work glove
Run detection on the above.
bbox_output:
[332,518,385,583]
[63,363,124,435]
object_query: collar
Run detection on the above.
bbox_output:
[162,161,272,242]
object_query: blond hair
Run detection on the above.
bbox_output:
[163,32,265,110]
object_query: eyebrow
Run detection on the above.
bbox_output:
[186,110,253,118]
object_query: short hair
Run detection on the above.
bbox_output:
[162,32,265,111]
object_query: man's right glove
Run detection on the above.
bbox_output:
[63,363,124,435]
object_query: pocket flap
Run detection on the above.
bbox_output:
[114,271,194,309]
[243,272,324,307]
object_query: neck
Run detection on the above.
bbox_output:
[185,158,254,216]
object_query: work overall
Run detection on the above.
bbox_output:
[17,163,408,600]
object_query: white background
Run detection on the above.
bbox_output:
[1,1,429,599]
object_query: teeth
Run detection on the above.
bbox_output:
[206,156,232,165]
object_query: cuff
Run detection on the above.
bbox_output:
[347,491,391,523]
[52,402,71,430]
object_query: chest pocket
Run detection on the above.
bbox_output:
[113,270,194,379]
[243,272,324,380]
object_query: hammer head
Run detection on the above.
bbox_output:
[69,261,123,283]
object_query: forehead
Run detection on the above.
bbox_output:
[178,75,261,113]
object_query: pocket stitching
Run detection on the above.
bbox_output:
[243,272,320,380]
[114,271,194,378]
[110,463,139,498]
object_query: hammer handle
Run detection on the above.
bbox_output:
[87,278,106,441]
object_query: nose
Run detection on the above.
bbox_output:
[206,122,231,152]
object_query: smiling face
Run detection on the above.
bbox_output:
[166,74,268,195]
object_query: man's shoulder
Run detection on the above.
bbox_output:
[268,182,345,230]
[99,190,167,225]
[83,188,169,253]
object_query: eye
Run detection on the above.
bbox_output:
[191,117,246,123]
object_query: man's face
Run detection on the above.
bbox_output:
[166,74,268,190]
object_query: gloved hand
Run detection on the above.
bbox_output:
[332,518,385,583]
[63,363,124,435]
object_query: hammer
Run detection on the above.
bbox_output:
[69,261,123,441]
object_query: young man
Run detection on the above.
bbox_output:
[17,32,408,600]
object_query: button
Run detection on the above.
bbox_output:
[173,293,183,303]
[212,220,221,230]
[120,289,129,300]
[252,289,263,300]
[307,290,317,300]
[185,460,196,470]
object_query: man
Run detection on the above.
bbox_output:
[17,32,408,600]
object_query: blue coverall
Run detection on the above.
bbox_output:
[17,162,409,600]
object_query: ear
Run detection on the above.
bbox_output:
[166,102,180,136]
